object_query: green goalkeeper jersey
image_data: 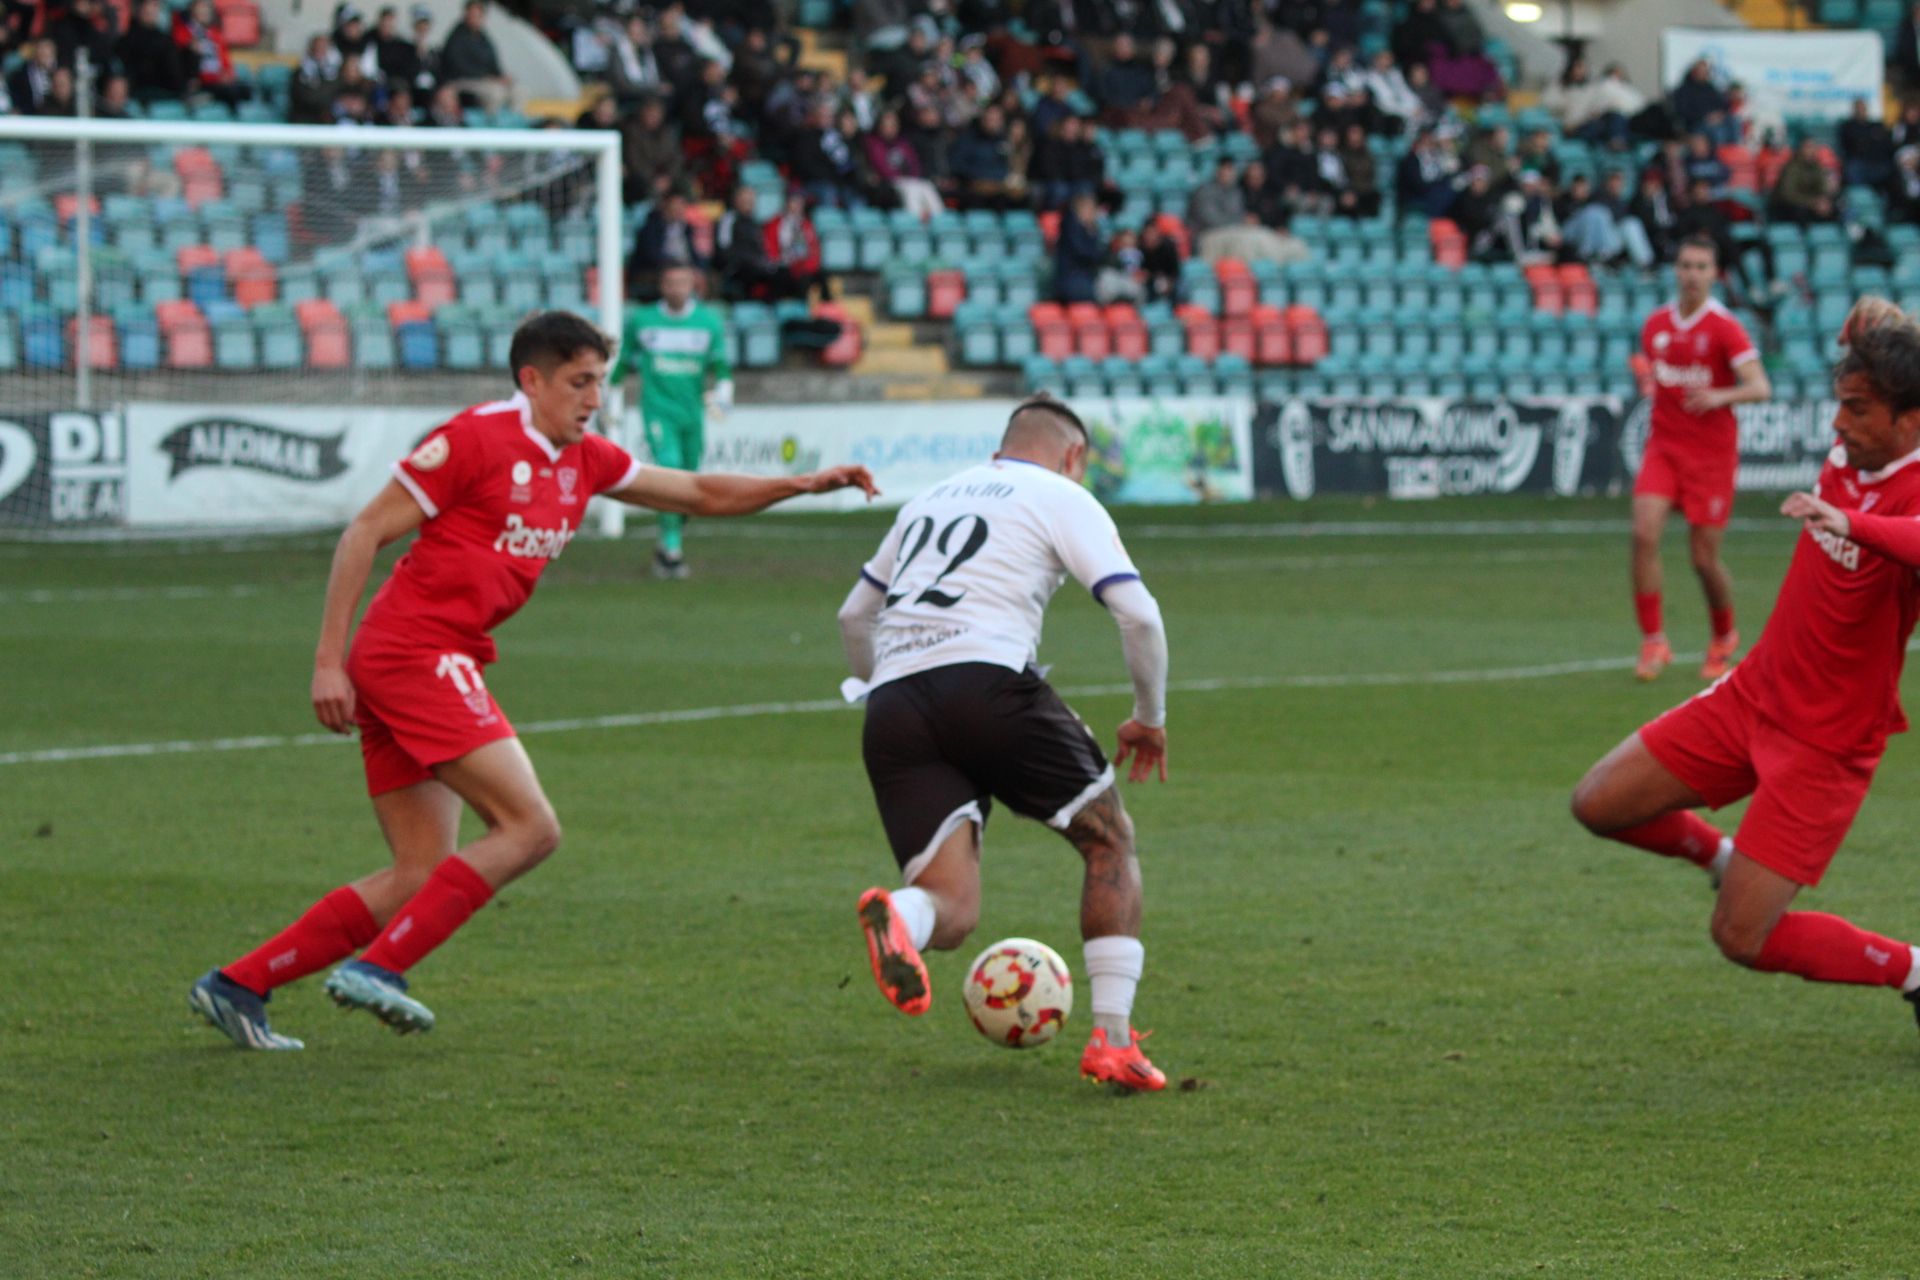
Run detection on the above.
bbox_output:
[609,300,731,428]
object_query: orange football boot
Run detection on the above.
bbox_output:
[856,887,931,1016]
[1700,630,1739,681]
[1634,636,1673,682]
[1080,1027,1167,1092]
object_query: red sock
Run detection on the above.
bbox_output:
[1607,811,1724,866]
[358,856,495,975]
[1634,592,1663,638]
[222,885,379,996]
[1754,912,1914,987]
[1709,606,1736,641]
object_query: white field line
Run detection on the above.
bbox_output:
[0,654,1649,768]
[0,584,266,605]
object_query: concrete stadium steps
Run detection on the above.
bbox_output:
[797,30,850,81]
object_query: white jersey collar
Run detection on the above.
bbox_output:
[1859,440,1920,485]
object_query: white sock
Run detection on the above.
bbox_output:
[1904,947,1920,994]
[1709,837,1733,880]
[1083,936,1145,1039]
[891,886,936,951]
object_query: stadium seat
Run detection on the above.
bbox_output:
[1177,304,1219,360]
[927,269,965,320]
[954,302,999,365]
[1068,303,1110,359]
[1029,303,1071,360]
[67,315,116,370]
[156,300,212,368]
[1106,304,1146,360]
[225,248,275,307]
[814,302,862,367]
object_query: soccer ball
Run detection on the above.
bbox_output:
[962,938,1073,1049]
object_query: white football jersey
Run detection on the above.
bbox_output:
[860,458,1140,689]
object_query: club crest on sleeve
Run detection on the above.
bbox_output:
[410,435,450,472]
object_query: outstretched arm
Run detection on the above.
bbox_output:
[608,464,878,516]
[1102,578,1169,783]
[312,480,429,733]
[838,577,883,681]
[1683,357,1770,414]
[1787,491,1920,566]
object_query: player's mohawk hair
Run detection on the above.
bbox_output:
[1008,393,1089,444]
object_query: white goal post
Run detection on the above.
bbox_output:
[0,114,631,536]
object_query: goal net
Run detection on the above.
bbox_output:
[0,114,622,535]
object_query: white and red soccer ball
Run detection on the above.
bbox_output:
[963,938,1072,1049]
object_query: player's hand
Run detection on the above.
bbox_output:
[312,663,357,735]
[1682,386,1728,414]
[799,464,880,500]
[1113,720,1168,784]
[1782,491,1850,540]
[703,391,728,422]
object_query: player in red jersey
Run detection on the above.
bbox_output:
[1630,236,1771,681]
[189,312,877,1049]
[1572,299,1920,1035]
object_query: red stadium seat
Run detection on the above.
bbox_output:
[225,247,276,306]
[294,298,350,367]
[176,244,219,275]
[1251,304,1290,365]
[404,246,450,281]
[1718,145,1757,192]
[156,302,211,368]
[294,298,343,331]
[1151,214,1190,259]
[1069,302,1110,359]
[926,269,965,319]
[814,302,862,366]
[67,315,117,370]
[173,147,224,207]
[1105,304,1147,360]
[1029,302,1071,360]
[1038,211,1060,248]
[1429,218,1467,269]
[53,194,100,224]
[216,0,260,47]
[1215,258,1254,317]
[387,300,432,328]
[1219,312,1254,361]
[1284,304,1327,365]
[1177,303,1219,360]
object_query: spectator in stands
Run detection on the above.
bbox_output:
[1176,42,1232,133]
[837,65,879,130]
[790,101,862,209]
[904,102,955,196]
[1094,226,1146,305]
[1675,176,1739,272]
[1396,125,1459,217]
[1514,128,1560,187]
[1268,118,1329,216]
[949,101,1017,209]
[1894,2,1920,98]
[1363,49,1425,137]
[1249,76,1300,150]
[1841,97,1896,191]
[393,4,440,98]
[1463,123,1514,195]
[605,13,661,104]
[650,7,703,97]
[424,81,463,128]
[1546,56,1643,150]
[1239,157,1287,227]
[623,95,687,201]
[52,0,113,81]
[96,72,133,119]
[862,109,940,218]
[631,189,709,295]
[765,189,828,300]
[715,183,775,300]
[1093,32,1156,125]
[1628,167,1679,264]
[1391,0,1444,73]
[1889,145,1920,222]
[1558,173,1622,266]
[1186,156,1246,236]
[1671,58,1735,147]
[384,85,417,125]
[1682,131,1729,198]
[175,0,250,107]
[1769,137,1839,226]
[333,3,374,72]
[1251,17,1318,93]
[1054,190,1105,302]
[855,0,912,53]
[1336,123,1381,219]
[290,32,342,123]
[7,36,58,113]
[1894,100,1920,153]
[1316,81,1371,140]
[111,2,180,105]
[38,65,77,115]
[1451,165,1503,258]
[1427,0,1502,100]
[441,0,512,113]
[1140,219,1181,301]
[1511,169,1563,262]
[330,56,377,123]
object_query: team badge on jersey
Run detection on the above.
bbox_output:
[557,467,579,504]
[410,435,450,471]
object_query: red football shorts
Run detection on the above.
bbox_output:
[1633,438,1737,528]
[346,638,516,797]
[1639,678,1879,886]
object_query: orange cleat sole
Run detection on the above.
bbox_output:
[857,887,931,1017]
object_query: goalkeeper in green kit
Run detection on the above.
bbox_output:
[608,261,734,579]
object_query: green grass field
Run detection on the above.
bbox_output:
[6,495,1920,1279]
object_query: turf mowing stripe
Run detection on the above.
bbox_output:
[0,654,1653,767]
[0,584,267,605]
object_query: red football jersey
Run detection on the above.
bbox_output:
[1641,300,1759,456]
[1730,445,1920,757]
[359,392,641,662]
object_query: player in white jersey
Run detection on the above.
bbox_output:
[837,396,1173,1091]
